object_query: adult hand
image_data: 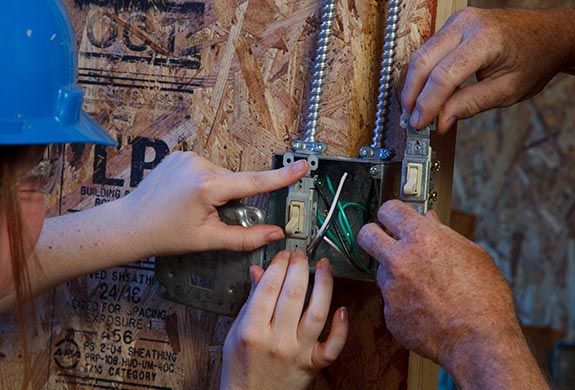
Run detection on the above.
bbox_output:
[358,200,548,389]
[402,7,575,132]
[122,152,308,255]
[221,251,349,390]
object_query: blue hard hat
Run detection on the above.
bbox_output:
[0,0,117,146]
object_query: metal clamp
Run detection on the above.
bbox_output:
[292,139,327,155]
[359,146,395,160]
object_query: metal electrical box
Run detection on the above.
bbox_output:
[266,153,401,281]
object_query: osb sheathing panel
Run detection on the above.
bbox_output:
[0,0,437,388]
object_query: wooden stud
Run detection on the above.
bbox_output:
[407,1,468,389]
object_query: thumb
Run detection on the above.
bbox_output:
[211,224,285,252]
[438,76,516,133]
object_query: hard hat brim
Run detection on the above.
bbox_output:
[0,112,117,147]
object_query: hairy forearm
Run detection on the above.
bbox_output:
[0,198,150,312]
[445,323,549,389]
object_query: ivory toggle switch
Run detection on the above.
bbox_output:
[403,163,423,196]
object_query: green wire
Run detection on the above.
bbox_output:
[324,174,370,272]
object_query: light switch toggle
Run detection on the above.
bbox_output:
[285,201,305,235]
[403,163,423,196]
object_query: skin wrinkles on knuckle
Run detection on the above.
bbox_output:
[310,349,327,369]
[278,165,294,182]
[240,230,257,252]
[381,202,421,235]
[357,224,381,252]
[289,252,308,265]
[285,286,305,300]
[409,48,431,73]
[428,65,456,94]
[379,199,407,221]
[259,280,280,296]
[196,173,218,193]
[461,96,483,118]
[414,94,436,120]
[378,199,405,214]
[360,229,394,264]
[402,223,430,246]
[249,171,269,191]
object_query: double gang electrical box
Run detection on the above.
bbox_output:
[267,153,400,281]
[155,151,427,316]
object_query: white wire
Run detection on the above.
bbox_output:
[315,172,348,240]
[323,236,345,256]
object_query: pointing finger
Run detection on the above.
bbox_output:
[217,160,308,201]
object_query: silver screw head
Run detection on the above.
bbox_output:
[369,166,379,175]
[360,147,374,157]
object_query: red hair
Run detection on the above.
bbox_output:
[0,146,41,388]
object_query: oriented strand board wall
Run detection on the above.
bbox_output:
[0,0,440,388]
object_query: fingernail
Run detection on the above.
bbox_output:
[339,307,348,321]
[290,159,308,173]
[318,258,331,272]
[410,109,421,128]
[400,111,410,129]
[267,230,284,242]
